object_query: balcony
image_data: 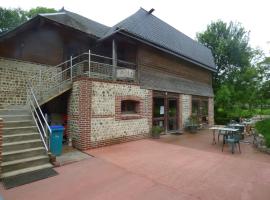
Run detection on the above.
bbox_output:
[66,52,137,82]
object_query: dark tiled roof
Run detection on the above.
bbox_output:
[40,10,110,38]
[103,8,216,71]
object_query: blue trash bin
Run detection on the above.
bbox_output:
[50,125,64,156]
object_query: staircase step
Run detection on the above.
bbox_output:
[0,109,30,115]
[2,147,47,162]
[3,126,37,135]
[0,115,32,121]
[4,120,34,128]
[3,139,43,151]
[3,132,40,143]
[1,163,53,178]
[1,155,49,173]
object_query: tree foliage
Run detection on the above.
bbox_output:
[197,20,269,123]
[0,7,27,32]
[0,7,56,33]
[27,7,57,19]
[197,21,254,88]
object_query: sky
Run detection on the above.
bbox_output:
[1,0,269,55]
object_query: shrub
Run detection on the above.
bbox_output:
[151,126,163,138]
[255,118,270,148]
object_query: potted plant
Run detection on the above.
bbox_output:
[152,125,163,139]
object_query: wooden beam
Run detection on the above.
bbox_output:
[112,39,117,80]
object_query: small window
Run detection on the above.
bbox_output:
[121,100,139,114]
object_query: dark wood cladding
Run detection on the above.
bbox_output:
[137,45,212,85]
[0,18,95,65]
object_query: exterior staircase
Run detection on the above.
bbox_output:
[0,51,136,179]
[0,108,52,179]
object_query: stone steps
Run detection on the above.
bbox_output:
[0,108,30,115]
[4,120,34,128]
[0,108,52,178]
[1,155,49,173]
[3,139,43,151]
[0,115,32,121]
[3,126,38,135]
[2,147,47,162]
[1,163,53,178]
[3,132,40,143]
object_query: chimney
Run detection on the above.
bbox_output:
[148,8,155,14]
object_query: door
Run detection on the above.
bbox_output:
[153,92,179,133]
[153,97,165,130]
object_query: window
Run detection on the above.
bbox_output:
[121,100,139,114]
[201,101,208,116]
[115,96,143,120]
[192,97,209,124]
[192,100,199,115]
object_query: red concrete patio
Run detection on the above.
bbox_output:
[1,130,270,200]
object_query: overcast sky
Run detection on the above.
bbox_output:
[1,0,269,55]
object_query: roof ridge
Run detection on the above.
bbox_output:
[138,8,207,49]
[63,9,110,29]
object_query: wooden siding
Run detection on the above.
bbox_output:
[138,45,212,85]
[0,18,95,65]
[137,45,214,97]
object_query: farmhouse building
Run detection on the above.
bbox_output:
[0,8,216,177]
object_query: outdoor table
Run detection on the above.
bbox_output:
[229,123,245,134]
[209,127,239,144]
[229,123,245,127]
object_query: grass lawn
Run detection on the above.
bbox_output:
[254,108,270,115]
[255,118,270,147]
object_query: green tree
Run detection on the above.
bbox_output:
[196,20,267,123]
[0,6,56,33]
[196,21,254,89]
[27,7,56,19]
[0,7,27,32]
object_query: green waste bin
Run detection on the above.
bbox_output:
[50,125,64,156]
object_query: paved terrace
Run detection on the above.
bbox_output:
[1,130,270,200]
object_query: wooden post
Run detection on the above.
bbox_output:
[112,39,117,80]
[88,49,91,78]
[70,56,73,81]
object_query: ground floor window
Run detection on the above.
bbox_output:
[192,96,209,124]
[115,96,143,120]
[121,100,139,114]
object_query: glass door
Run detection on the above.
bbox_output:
[167,98,178,132]
[153,97,165,130]
[153,92,179,133]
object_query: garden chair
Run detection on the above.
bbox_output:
[222,132,241,154]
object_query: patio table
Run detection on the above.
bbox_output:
[229,123,245,127]
[209,127,239,144]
